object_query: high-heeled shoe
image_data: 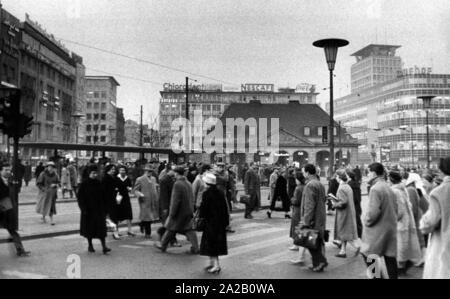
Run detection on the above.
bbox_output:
[208,267,221,274]
[102,247,112,255]
[112,233,121,240]
[204,265,214,272]
[88,246,95,253]
[309,262,328,272]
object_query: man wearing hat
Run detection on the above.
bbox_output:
[133,163,160,238]
[36,161,60,225]
[156,166,199,254]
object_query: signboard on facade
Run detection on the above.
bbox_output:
[397,66,432,77]
[241,84,274,93]
[163,83,222,92]
[296,83,316,93]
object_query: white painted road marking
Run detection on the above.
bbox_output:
[223,236,289,259]
[2,270,48,279]
[227,227,286,242]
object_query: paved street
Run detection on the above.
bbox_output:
[0,208,423,279]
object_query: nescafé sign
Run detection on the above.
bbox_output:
[241,84,274,93]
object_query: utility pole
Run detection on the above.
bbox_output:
[338,121,342,167]
[139,105,144,161]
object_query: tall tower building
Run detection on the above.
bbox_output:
[350,44,402,93]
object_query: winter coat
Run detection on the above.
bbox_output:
[361,177,398,257]
[290,184,304,239]
[0,178,15,230]
[273,175,290,212]
[334,182,358,242]
[269,172,278,201]
[61,167,72,190]
[406,186,426,248]
[159,174,175,222]
[192,174,206,208]
[164,177,194,232]
[420,176,450,279]
[24,165,32,182]
[244,168,261,207]
[300,176,327,238]
[67,164,78,188]
[391,183,421,264]
[115,175,133,222]
[77,178,107,239]
[102,174,120,222]
[133,175,159,222]
[35,170,60,217]
[348,180,363,238]
[199,185,229,257]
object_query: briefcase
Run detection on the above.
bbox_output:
[293,225,320,250]
[239,195,250,205]
[0,196,13,212]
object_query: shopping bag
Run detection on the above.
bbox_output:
[106,218,117,232]
[0,196,13,212]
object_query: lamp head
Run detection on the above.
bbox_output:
[313,38,349,71]
[418,96,435,109]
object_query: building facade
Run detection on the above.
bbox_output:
[159,82,318,147]
[334,44,450,167]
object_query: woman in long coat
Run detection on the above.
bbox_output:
[289,172,308,264]
[116,165,134,236]
[133,166,159,238]
[60,164,72,199]
[36,162,60,225]
[333,169,360,258]
[268,170,290,219]
[101,164,120,240]
[77,165,111,254]
[420,157,450,279]
[199,173,229,274]
[389,171,421,275]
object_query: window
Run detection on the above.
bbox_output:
[86,136,92,143]
[100,136,106,142]
[94,102,99,109]
[101,114,106,120]
[101,102,106,110]
[93,136,99,143]
[86,114,92,120]
[101,92,107,98]
[94,92,100,98]
[87,102,92,109]
[304,127,310,136]
[318,127,323,136]
[86,125,92,131]
[100,125,106,131]
[94,114,99,120]
[93,125,99,132]
[334,127,337,136]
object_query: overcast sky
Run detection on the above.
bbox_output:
[2,0,450,123]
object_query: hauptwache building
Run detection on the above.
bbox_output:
[333,44,450,168]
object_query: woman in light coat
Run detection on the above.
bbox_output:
[389,171,422,275]
[420,157,450,279]
[133,165,159,238]
[61,164,72,199]
[332,169,361,258]
[36,162,60,225]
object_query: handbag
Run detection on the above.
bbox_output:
[239,194,250,205]
[192,210,205,232]
[0,196,13,212]
[293,225,320,250]
[106,218,117,233]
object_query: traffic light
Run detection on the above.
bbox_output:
[0,88,21,137]
[16,113,34,138]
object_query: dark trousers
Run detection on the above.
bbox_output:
[308,239,327,267]
[7,229,25,253]
[363,255,398,279]
[245,193,258,217]
[141,221,152,236]
[161,230,199,251]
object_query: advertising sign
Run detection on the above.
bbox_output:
[241,84,274,93]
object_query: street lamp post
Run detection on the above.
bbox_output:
[71,113,84,167]
[185,77,197,162]
[400,126,414,168]
[313,38,349,176]
[418,96,435,169]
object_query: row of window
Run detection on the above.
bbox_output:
[86,124,107,132]
[86,102,107,110]
[87,91,108,99]
[86,113,107,121]
[85,136,107,143]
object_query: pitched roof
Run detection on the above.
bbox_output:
[220,101,338,129]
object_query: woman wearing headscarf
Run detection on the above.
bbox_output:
[420,157,450,279]
[77,165,111,254]
[332,169,361,258]
[116,165,135,236]
[199,172,229,274]
[389,171,422,275]
[36,162,60,225]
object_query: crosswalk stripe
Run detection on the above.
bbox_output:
[53,234,82,240]
[136,240,155,246]
[227,227,286,242]
[222,236,288,259]
[251,251,292,265]
[238,223,271,229]
[2,270,48,279]
[119,245,143,249]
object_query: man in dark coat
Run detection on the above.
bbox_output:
[24,161,32,187]
[0,163,30,257]
[244,163,261,219]
[353,165,362,184]
[157,168,180,246]
[301,164,328,272]
[156,167,199,254]
[35,162,45,181]
[77,165,110,254]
